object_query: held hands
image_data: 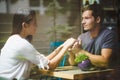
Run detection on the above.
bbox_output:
[62,38,82,54]
[68,39,82,54]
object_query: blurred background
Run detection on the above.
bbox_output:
[0,0,119,55]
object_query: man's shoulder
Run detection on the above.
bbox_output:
[102,28,116,35]
[95,28,115,39]
[77,31,90,40]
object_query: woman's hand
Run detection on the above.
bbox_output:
[63,38,76,48]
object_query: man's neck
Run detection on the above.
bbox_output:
[90,25,101,39]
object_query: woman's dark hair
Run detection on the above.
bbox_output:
[12,9,36,42]
[82,4,104,24]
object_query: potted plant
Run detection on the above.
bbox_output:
[74,53,92,71]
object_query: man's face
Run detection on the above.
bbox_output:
[82,10,97,31]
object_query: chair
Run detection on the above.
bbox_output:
[49,41,64,53]
[49,41,66,67]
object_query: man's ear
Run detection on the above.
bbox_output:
[96,16,101,23]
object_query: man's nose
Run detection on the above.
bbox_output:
[82,19,85,24]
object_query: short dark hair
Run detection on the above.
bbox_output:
[12,9,36,42]
[82,4,104,24]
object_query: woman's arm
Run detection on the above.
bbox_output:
[47,38,76,70]
[20,38,76,70]
[47,44,64,60]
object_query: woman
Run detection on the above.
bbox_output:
[0,9,76,80]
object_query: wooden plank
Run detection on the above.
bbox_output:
[38,66,114,80]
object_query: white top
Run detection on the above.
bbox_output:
[0,34,49,80]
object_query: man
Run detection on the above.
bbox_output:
[68,4,118,69]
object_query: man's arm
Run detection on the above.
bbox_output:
[68,51,76,65]
[68,39,113,68]
[80,48,112,67]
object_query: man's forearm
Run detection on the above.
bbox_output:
[68,52,76,65]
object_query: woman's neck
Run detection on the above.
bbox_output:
[19,32,27,39]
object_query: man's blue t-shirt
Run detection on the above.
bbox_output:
[77,28,118,67]
[77,28,117,55]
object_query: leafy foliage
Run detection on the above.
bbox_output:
[47,24,75,41]
[74,53,89,63]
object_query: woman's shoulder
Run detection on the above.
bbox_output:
[7,34,32,47]
[8,34,21,40]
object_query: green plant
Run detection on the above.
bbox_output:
[0,38,8,48]
[47,24,75,42]
[74,53,89,63]
[75,53,94,71]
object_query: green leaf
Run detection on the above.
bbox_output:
[74,53,89,63]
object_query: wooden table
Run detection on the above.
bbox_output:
[38,66,114,80]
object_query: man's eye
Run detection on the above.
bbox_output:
[85,17,90,19]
